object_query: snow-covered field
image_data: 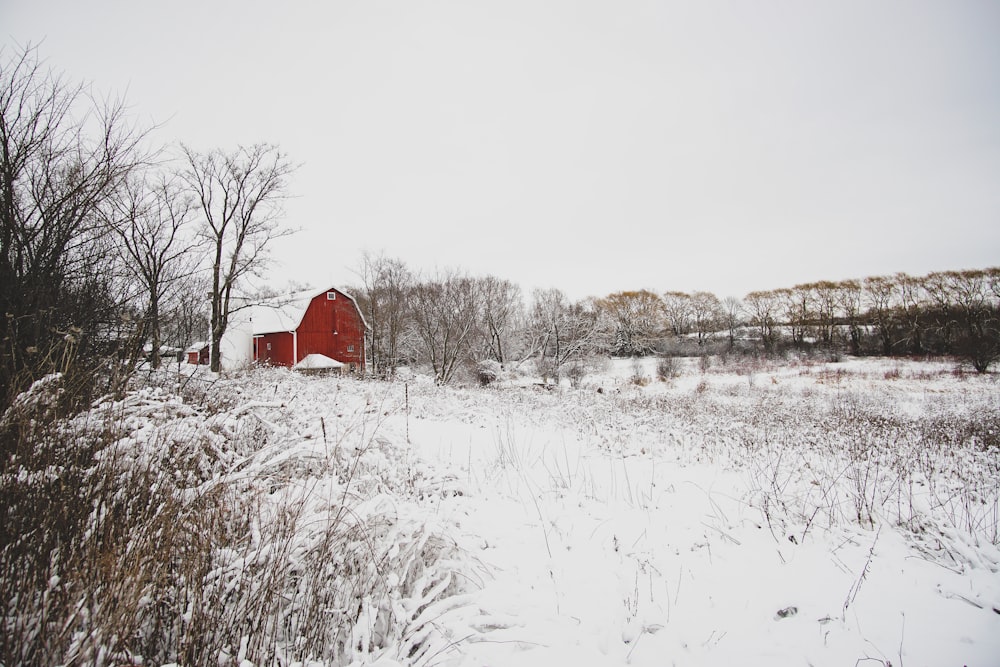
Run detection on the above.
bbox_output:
[5,356,999,666]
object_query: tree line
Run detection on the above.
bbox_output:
[352,255,1000,383]
[740,271,1000,370]
[354,255,606,384]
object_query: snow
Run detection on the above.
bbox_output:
[294,353,346,370]
[11,356,999,665]
[389,413,997,664]
[352,357,999,666]
[247,288,319,334]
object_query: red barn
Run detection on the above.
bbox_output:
[250,287,367,372]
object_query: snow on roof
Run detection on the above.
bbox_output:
[250,287,361,335]
[293,353,345,370]
[185,341,209,352]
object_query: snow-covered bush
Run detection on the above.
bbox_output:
[476,359,502,386]
[656,356,679,381]
[0,370,478,666]
[630,359,650,386]
[563,361,586,388]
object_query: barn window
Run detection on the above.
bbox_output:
[266,342,272,350]
[327,291,337,300]
[347,344,355,352]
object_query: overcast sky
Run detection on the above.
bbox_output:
[5,0,1000,300]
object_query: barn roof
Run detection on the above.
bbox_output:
[249,287,364,335]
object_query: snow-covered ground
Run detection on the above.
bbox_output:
[9,356,998,666]
[361,357,1000,666]
[206,357,1000,665]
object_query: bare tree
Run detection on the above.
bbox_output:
[743,290,780,351]
[989,267,1000,303]
[355,252,413,377]
[926,269,998,372]
[161,271,211,357]
[529,288,602,382]
[778,286,811,347]
[721,295,743,350]
[598,290,665,356]
[689,291,723,346]
[833,279,864,355]
[180,143,295,372]
[0,45,147,406]
[408,270,480,384]
[809,281,840,347]
[897,273,929,354]
[661,291,693,337]
[106,174,199,368]
[475,275,523,367]
[863,275,899,356]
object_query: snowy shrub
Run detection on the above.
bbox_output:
[0,370,479,667]
[476,359,502,386]
[629,359,649,386]
[656,356,679,381]
[536,357,559,385]
[698,353,712,374]
[565,361,587,388]
[733,390,1000,557]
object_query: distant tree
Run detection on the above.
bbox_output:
[743,290,780,351]
[810,281,840,347]
[474,275,523,367]
[355,252,413,377]
[408,270,480,384]
[778,286,811,347]
[0,45,147,407]
[661,291,693,336]
[833,280,864,355]
[989,267,1000,303]
[926,270,998,372]
[528,288,601,383]
[896,273,931,354]
[721,296,743,350]
[689,291,723,346]
[161,271,211,355]
[863,275,899,356]
[982,267,1000,372]
[597,290,665,356]
[180,143,296,372]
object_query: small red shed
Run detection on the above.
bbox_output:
[185,342,209,365]
[250,287,367,372]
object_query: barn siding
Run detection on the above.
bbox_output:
[296,290,366,370]
[256,331,294,366]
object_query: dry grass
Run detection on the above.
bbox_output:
[0,372,476,666]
